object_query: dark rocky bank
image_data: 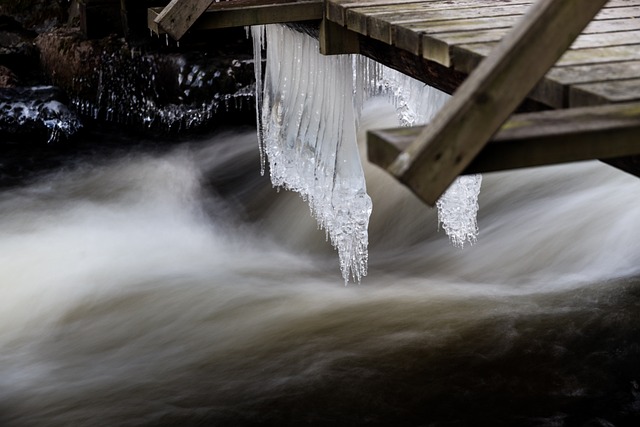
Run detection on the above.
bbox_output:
[0,0,256,146]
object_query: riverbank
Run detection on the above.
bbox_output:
[0,0,256,145]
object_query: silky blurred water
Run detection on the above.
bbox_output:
[1,101,639,426]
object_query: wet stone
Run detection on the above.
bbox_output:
[0,86,82,144]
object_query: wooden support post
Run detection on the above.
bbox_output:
[368,102,640,175]
[320,18,360,55]
[154,0,214,40]
[386,0,610,206]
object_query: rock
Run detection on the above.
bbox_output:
[0,0,67,33]
[35,27,256,133]
[0,65,17,87]
[0,16,42,87]
[0,85,82,143]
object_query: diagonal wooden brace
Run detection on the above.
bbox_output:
[155,0,215,40]
[386,0,610,206]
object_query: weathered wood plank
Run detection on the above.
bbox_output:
[154,0,214,40]
[345,1,532,38]
[527,60,640,108]
[331,0,640,29]
[368,102,640,174]
[386,0,610,206]
[327,0,428,26]
[547,60,640,86]
[369,0,640,30]
[455,43,640,73]
[320,17,360,55]
[402,12,640,58]
[358,3,532,45]
[570,79,640,106]
[397,15,523,55]
[424,27,640,59]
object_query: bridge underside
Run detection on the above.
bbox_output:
[141,0,640,205]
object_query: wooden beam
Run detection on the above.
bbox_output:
[320,17,360,55]
[386,0,610,206]
[150,0,323,36]
[154,0,214,40]
[368,102,640,175]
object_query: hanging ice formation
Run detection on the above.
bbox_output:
[351,55,482,249]
[251,25,482,283]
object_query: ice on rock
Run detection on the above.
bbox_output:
[251,25,482,281]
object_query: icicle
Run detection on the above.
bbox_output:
[437,175,482,248]
[252,25,372,284]
[251,25,266,174]
[352,56,482,247]
[251,24,483,282]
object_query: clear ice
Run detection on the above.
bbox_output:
[351,56,482,248]
[251,25,482,282]
[436,175,482,248]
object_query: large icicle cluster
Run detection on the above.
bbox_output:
[252,25,372,284]
[251,25,482,282]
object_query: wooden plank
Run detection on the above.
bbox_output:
[424,27,640,58]
[571,29,640,49]
[456,43,640,71]
[397,15,523,55]
[327,0,432,26]
[320,17,360,55]
[154,0,214,40]
[527,60,640,108]
[195,0,323,29]
[547,60,640,86]
[148,7,162,35]
[345,1,532,38]
[386,0,610,206]
[150,0,323,35]
[416,16,640,67]
[368,102,640,174]
[570,78,640,106]
[402,12,640,58]
[440,40,640,107]
[358,2,532,46]
[340,0,640,37]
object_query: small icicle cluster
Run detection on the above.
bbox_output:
[353,56,450,126]
[252,25,372,284]
[436,175,482,248]
[353,56,482,248]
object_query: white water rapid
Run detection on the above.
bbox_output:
[1,112,640,425]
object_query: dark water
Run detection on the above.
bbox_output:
[1,104,639,426]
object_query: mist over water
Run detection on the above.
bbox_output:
[1,101,640,426]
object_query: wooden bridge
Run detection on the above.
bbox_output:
[142,0,640,205]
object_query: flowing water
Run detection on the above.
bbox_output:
[1,101,640,426]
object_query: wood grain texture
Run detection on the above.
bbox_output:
[368,102,640,174]
[155,0,214,40]
[386,0,610,206]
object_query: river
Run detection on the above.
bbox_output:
[1,101,639,426]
